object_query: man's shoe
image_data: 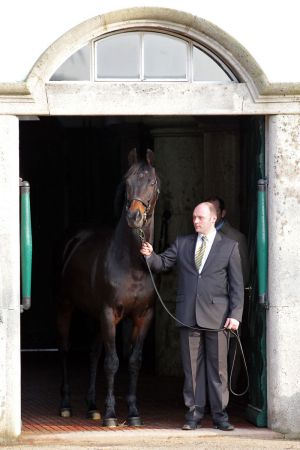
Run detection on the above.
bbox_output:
[182,420,201,430]
[213,421,234,431]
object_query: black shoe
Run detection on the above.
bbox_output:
[182,420,201,430]
[213,421,234,431]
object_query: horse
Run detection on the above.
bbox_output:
[56,148,160,426]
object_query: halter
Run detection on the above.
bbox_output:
[126,178,160,223]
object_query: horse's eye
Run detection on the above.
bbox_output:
[150,179,156,186]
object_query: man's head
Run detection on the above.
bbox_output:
[205,196,226,226]
[193,202,217,235]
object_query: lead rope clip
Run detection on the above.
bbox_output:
[136,228,145,243]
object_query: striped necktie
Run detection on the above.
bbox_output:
[195,235,207,271]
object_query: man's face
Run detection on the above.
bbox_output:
[193,203,216,235]
[210,200,225,225]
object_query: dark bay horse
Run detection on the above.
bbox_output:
[57,149,160,426]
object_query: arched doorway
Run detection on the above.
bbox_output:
[15,7,270,437]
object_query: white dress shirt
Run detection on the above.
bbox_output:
[195,228,216,273]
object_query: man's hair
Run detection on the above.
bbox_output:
[205,196,225,212]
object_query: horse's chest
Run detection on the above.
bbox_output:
[114,270,152,304]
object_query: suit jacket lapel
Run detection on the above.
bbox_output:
[201,232,222,274]
[188,234,198,271]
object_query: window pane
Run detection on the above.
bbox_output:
[50,45,90,81]
[96,33,140,79]
[144,33,187,79]
[193,46,233,81]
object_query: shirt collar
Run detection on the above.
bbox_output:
[199,227,216,243]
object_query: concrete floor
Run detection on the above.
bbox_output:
[3,428,300,450]
[9,352,298,449]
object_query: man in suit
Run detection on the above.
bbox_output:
[140,202,244,431]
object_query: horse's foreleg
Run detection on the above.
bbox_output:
[102,310,119,426]
[127,308,154,426]
[56,302,73,417]
[86,328,102,420]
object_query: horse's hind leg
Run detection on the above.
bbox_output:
[101,310,119,427]
[86,328,102,420]
[56,301,73,417]
[127,308,154,426]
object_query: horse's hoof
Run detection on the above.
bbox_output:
[87,409,101,420]
[60,408,72,418]
[103,417,118,427]
[127,416,142,426]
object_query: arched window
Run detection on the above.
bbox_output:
[50,31,238,82]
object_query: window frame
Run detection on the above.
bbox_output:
[50,29,239,83]
[94,31,191,82]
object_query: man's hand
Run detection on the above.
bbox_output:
[224,317,239,331]
[140,242,153,257]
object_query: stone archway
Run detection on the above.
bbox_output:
[1,7,266,441]
[25,6,268,111]
[2,6,300,441]
[23,6,269,431]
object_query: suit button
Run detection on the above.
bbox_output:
[198,275,201,278]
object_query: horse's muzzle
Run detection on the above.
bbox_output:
[126,208,145,229]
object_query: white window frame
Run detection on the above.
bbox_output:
[50,30,238,83]
[94,31,190,82]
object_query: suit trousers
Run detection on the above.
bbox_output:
[180,327,229,423]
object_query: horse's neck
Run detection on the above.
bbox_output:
[112,213,154,264]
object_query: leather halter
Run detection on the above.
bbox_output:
[126,178,160,223]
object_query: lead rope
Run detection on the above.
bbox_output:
[136,228,249,397]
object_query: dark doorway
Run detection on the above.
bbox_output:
[19,115,266,427]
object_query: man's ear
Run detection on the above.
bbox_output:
[221,209,226,219]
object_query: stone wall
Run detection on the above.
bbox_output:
[267,115,300,437]
[0,116,21,441]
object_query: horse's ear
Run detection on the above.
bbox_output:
[128,148,138,166]
[146,149,155,166]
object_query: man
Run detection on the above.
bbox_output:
[205,196,249,286]
[140,202,244,431]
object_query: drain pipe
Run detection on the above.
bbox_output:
[20,178,32,312]
[257,178,268,308]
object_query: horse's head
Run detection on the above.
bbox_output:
[125,149,160,229]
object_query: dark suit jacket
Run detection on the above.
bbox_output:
[219,220,250,287]
[148,232,244,329]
